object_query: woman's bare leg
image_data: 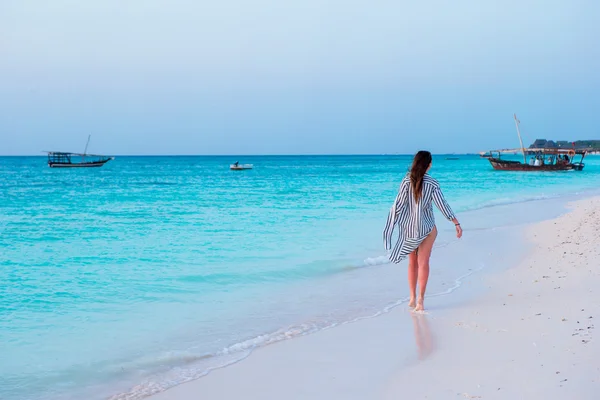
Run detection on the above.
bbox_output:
[414,227,437,312]
[408,251,418,308]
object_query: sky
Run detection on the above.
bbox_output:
[1,0,599,155]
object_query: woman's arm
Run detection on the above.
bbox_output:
[432,186,462,239]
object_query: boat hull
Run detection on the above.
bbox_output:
[230,164,253,170]
[488,158,584,171]
[48,160,112,168]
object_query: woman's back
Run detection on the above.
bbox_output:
[395,174,455,238]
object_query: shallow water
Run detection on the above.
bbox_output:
[1,155,599,400]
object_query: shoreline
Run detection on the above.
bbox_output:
[109,195,534,399]
[148,197,600,400]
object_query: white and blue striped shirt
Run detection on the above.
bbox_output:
[383,174,456,263]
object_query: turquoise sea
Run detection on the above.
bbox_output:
[2,154,600,400]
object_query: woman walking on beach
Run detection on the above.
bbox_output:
[383,151,462,311]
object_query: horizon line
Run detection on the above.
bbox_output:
[0,153,482,157]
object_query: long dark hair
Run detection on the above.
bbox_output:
[410,151,432,203]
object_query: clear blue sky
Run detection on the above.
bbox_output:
[1,0,599,155]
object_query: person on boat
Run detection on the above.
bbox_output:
[234,161,239,167]
[383,151,462,312]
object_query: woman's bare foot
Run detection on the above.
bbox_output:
[408,297,416,308]
[414,298,425,312]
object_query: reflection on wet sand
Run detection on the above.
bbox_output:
[411,312,434,360]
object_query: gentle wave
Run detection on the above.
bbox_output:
[109,262,486,400]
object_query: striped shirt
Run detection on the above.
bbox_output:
[383,174,456,263]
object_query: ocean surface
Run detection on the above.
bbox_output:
[1,154,600,400]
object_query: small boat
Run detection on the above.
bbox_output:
[481,115,586,171]
[230,163,253,170]
[45,135,114,168]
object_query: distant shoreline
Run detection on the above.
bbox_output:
[529,138,600,150]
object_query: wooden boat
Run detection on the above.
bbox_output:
[45,135,114,168]
[230,163,253,170]
[481,115,586,171]
[483,148,586,171]
[46,152,114,168]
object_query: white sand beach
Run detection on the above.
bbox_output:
[151,197,600,400]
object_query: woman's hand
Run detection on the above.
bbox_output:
[452,219,462,239]
[455,224,463,239]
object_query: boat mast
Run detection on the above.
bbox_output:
[81,134,92,162]
[84,134,91,155]
[514,114,527,163]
